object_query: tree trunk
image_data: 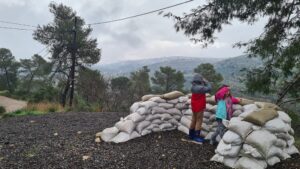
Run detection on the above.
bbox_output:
[4,67,11,92]
[69,17,77,107]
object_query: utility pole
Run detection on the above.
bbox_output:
[69,16,77,107]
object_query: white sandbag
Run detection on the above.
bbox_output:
[243,104,259,113]
[206,104,213,111]
[204,111,212,118]
[202,123,210,132]
[203,118,210,124]
[167,98,179,104]
[146,124,159,131]
[152,127,161,132]
[289,127,295,135]
[130,102,140,113]
[222,130,242,145]
[115,120,136,134]
[210,153,224,163]
[163,126,177,131]
[235,157,267,169]
[151,107,167,114]
[200,130,208,137]
[252,125,262,131]
[136,121,151,133]
[185,115,192,120]
[263,117,287,133]
[126,112,145,123]
[152,119,163,125]
[141,129,151,136]
[136,107,148,115]
[167,108,182,116]
[207,105,217,113]
[140,101,158,110]
[233,104,243,111]
[267,146,284,159]
[183,109,192,115]
[278,111,292,123]
[287,136,295,147]
[284,145,299,155]
[130,131,141,140]
[177,125,189,134]
[209,114,216,121]
[159,123,173,130]
[245,130,277,158]
[275,132,292,141]
[180,116,191,128]
[168,118,179,126]
[238,111,254,119]
[175,103,189,110]
[178,96,189,103]
[211,154,239,168]
[267,156,280,166]
[216,140,241,157]
[173,115,181,120]
[110,132,130,143]
[275,138,287,148]
[101,127,119,142]
[158,103,174,109]
[145,114,161,121]
[228,117,253,139]
[161,114,173,121]
[233,110,243,117]
[142,94,161,101]
[242,144,263,159]
[149,96,166,103]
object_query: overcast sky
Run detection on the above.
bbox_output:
[0,0,266,65]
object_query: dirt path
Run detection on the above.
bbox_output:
[0,96,27,113]
[0,112,299,169]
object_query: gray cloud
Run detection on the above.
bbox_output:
[0,0,265,65]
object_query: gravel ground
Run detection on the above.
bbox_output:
[0,112,299,169]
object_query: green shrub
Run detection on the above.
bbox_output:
[0,106,6,114]
[3,110,45,118]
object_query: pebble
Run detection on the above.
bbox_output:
[95,138,101,143]
[82,155,90,161]
[95,132,101,137]
[29,120,35,123]
[54,133,58,136]
[77,131,82,134]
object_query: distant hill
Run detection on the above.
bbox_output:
[94,55,263,91]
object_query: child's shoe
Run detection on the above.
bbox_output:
[188,129,195,139]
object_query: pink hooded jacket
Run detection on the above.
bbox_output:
[215,86,239,119]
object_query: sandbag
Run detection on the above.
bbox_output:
[136,121,151,133]
[158,103,174,109]
[233,110,243,117]
[126,112,145,123]
[145,124,159,131]
[267,146,284,159]
[159,123,173,130]
[162,91,184,100]
[275,138,287,148]
[275,132,292,141]
[242,144,263,159]
[178,125,189,134]
[168,118,179,126]
[233,104,243,111]
[115,120,136,134]
[140,101,158,111]
[243,104,259,113]
[142,94,161,101]
[284,145,299,155]
[183,109,192,115]
[167,108,182,116]
[145,114,161,121]
[130,102,140,113]
[235,157,267,169]
[228,117,253,139]
[239,98,255,106]
[245,130,277,158]
[263,117,287,133]
[243,108,279,126]
[255,101,280,110]
[149,96,166,103]
[178,96,189,103]
[180,116,191,128]
[152,119,163,125]
[130,131,141,140]
[100,127,119,142]
[210,154,238,168]
[167,98,179,104]
[152,127,161,132]
[200,130,208,137]
[222,130,242,145]
[137,107,148,115]
[175,103,189,110]
[185,115,192,120]
[209,114,216,122]
[151,107,167,114]
[110,132,130,143]
[278,111,292,123]
[216,140,241,157]
[206,103,213,111]
[160,114,173,121]
[207,105,217,113]
[173,115,181,120]
[141,129,151,136]
[267,156,280,166]
[205,131,214,140]
[204,111,212,118]
[201,123,210,132]
[206,96,216,105]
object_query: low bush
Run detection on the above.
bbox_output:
[0,106,6,115]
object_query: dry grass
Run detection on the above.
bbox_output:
[26,102,64,113]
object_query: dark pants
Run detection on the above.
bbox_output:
[211,118,226,143]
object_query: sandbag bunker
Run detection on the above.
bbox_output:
[98,91,299,169]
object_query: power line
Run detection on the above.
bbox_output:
[0,20,37,28]
[0,26,35,31]
[88,0,194,25]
